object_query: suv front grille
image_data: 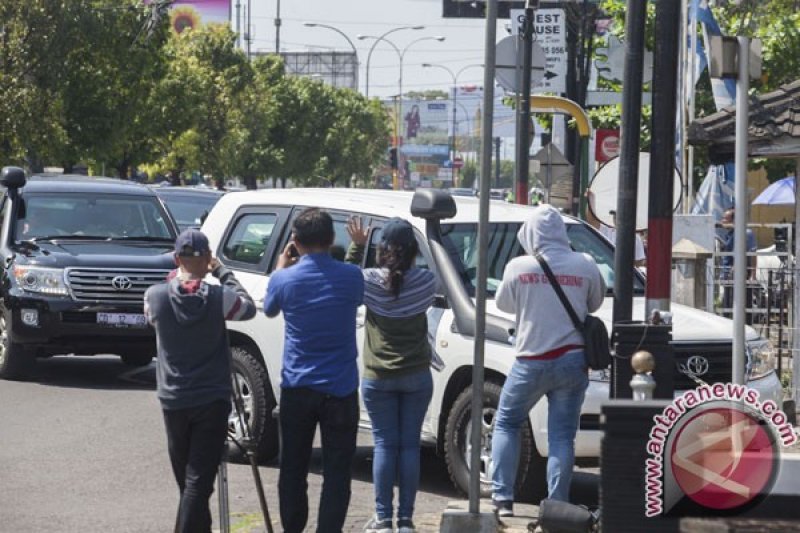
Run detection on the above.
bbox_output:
[673,343,733,390]
[66,268,172,303]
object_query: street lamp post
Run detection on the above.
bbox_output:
[359,25,423,98]
[422,63,483,185]
[359,32,445,189]
[303,22,359,90]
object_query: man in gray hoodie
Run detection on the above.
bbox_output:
[144,229,256,533]
[490,205,605,516]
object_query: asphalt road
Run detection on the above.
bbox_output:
[0,356,598,532]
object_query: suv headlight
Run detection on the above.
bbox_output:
[13,266,69,296]
[746,339,776,380]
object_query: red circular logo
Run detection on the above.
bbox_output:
[670,406,777,510]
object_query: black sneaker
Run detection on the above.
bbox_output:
[493,499,514,517]
[397,517,416,533]
[363,515,393,533]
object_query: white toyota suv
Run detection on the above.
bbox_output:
[201,188,782,501]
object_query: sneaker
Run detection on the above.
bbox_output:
[363,515,393,533]
[493,499,514,517]
[397,517,417,533]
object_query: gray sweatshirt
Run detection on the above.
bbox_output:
[496,205,606,357]
[144,265,256,409]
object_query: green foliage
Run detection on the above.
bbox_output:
[596,0,800,187]
[0,4,391,187]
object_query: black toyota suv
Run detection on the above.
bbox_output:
[0,167,179,379]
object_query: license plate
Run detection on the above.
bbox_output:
[97,313,147,328]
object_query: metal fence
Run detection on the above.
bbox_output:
[707,223,796,380]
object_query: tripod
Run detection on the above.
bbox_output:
[217,375,274,533]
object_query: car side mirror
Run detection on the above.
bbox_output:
[433,294,449,309]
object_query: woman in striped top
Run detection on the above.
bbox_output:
[346,216,436,533]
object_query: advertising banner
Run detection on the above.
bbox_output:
[163,1,231,34]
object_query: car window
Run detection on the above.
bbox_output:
[329,217,354,262]
[440,221,644,296]
[159,193,221,231]
[365,226,429,270]
[223,213,278,265]
[17,193,173,240]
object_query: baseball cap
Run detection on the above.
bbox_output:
[380,217,416,248]
[174,229,211,257]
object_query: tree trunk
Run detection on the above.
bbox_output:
[243,175,257,190]
[271,176,277,188]
[280,176,287,188]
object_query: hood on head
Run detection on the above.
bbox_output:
[517,204,571,256]
[167,278,210,325]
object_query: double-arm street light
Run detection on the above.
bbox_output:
[422,63,483,183]
[359,25,424,98]
[359,30,445,189]
[303,22,359,90]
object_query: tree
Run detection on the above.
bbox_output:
[154,25,250,186]
[599,0,800,182]
[223,55,285,189]
[316,89,391,187]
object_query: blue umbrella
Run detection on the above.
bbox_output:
[752,176,796,206]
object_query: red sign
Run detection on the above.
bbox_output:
[453,157,464,169]
[595,128,621,162]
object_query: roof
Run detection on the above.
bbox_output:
[211,188,577,229]
[22,175,159,196]
[152,186,225,197]
[688,79,800,160]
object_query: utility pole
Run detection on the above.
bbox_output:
[235,0,241,49]
[612,0,647,325]
[275,0,282,54]
[495,137,501,189]
[451,87,458,183]
[245,0,252,59]
[515,1,537,205]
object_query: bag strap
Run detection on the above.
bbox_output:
[533,250,584,330]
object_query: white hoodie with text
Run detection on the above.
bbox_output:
[495,205,606,357]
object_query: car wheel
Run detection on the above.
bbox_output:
[443,380,547,503]
[227,345,279,463]
[120,353,153,367]
[0,312,34,381]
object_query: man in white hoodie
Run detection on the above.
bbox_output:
[490,205,606,516]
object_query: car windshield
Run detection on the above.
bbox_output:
[440,221,645,296]
[17,193,174,241]
[158,193,221,231]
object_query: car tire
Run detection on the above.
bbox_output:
[120,353,153,367]
[0,312,34,381]
[443,380,547,504]
[227,345,279,463]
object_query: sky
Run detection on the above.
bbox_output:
[247,0,507,98]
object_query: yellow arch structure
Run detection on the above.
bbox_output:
[529,95,592,217]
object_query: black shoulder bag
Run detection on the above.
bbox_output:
[533,250,611,370]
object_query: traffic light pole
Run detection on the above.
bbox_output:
[514,3,536,205]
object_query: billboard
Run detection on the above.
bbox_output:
[164,1,230,34]
[280,51,358,91]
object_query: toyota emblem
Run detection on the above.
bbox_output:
[111,275,133,291]
[679,355,710,378]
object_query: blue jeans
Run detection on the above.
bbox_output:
[362,369,433,521]
[491,350,588,503]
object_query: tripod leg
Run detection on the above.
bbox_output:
[231,373,274,533]
[218,459,230,533]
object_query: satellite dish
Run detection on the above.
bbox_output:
[588,153,683,231]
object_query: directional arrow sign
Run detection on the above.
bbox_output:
[510,8,567,94]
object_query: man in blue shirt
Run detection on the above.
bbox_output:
[265,208,364,533]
